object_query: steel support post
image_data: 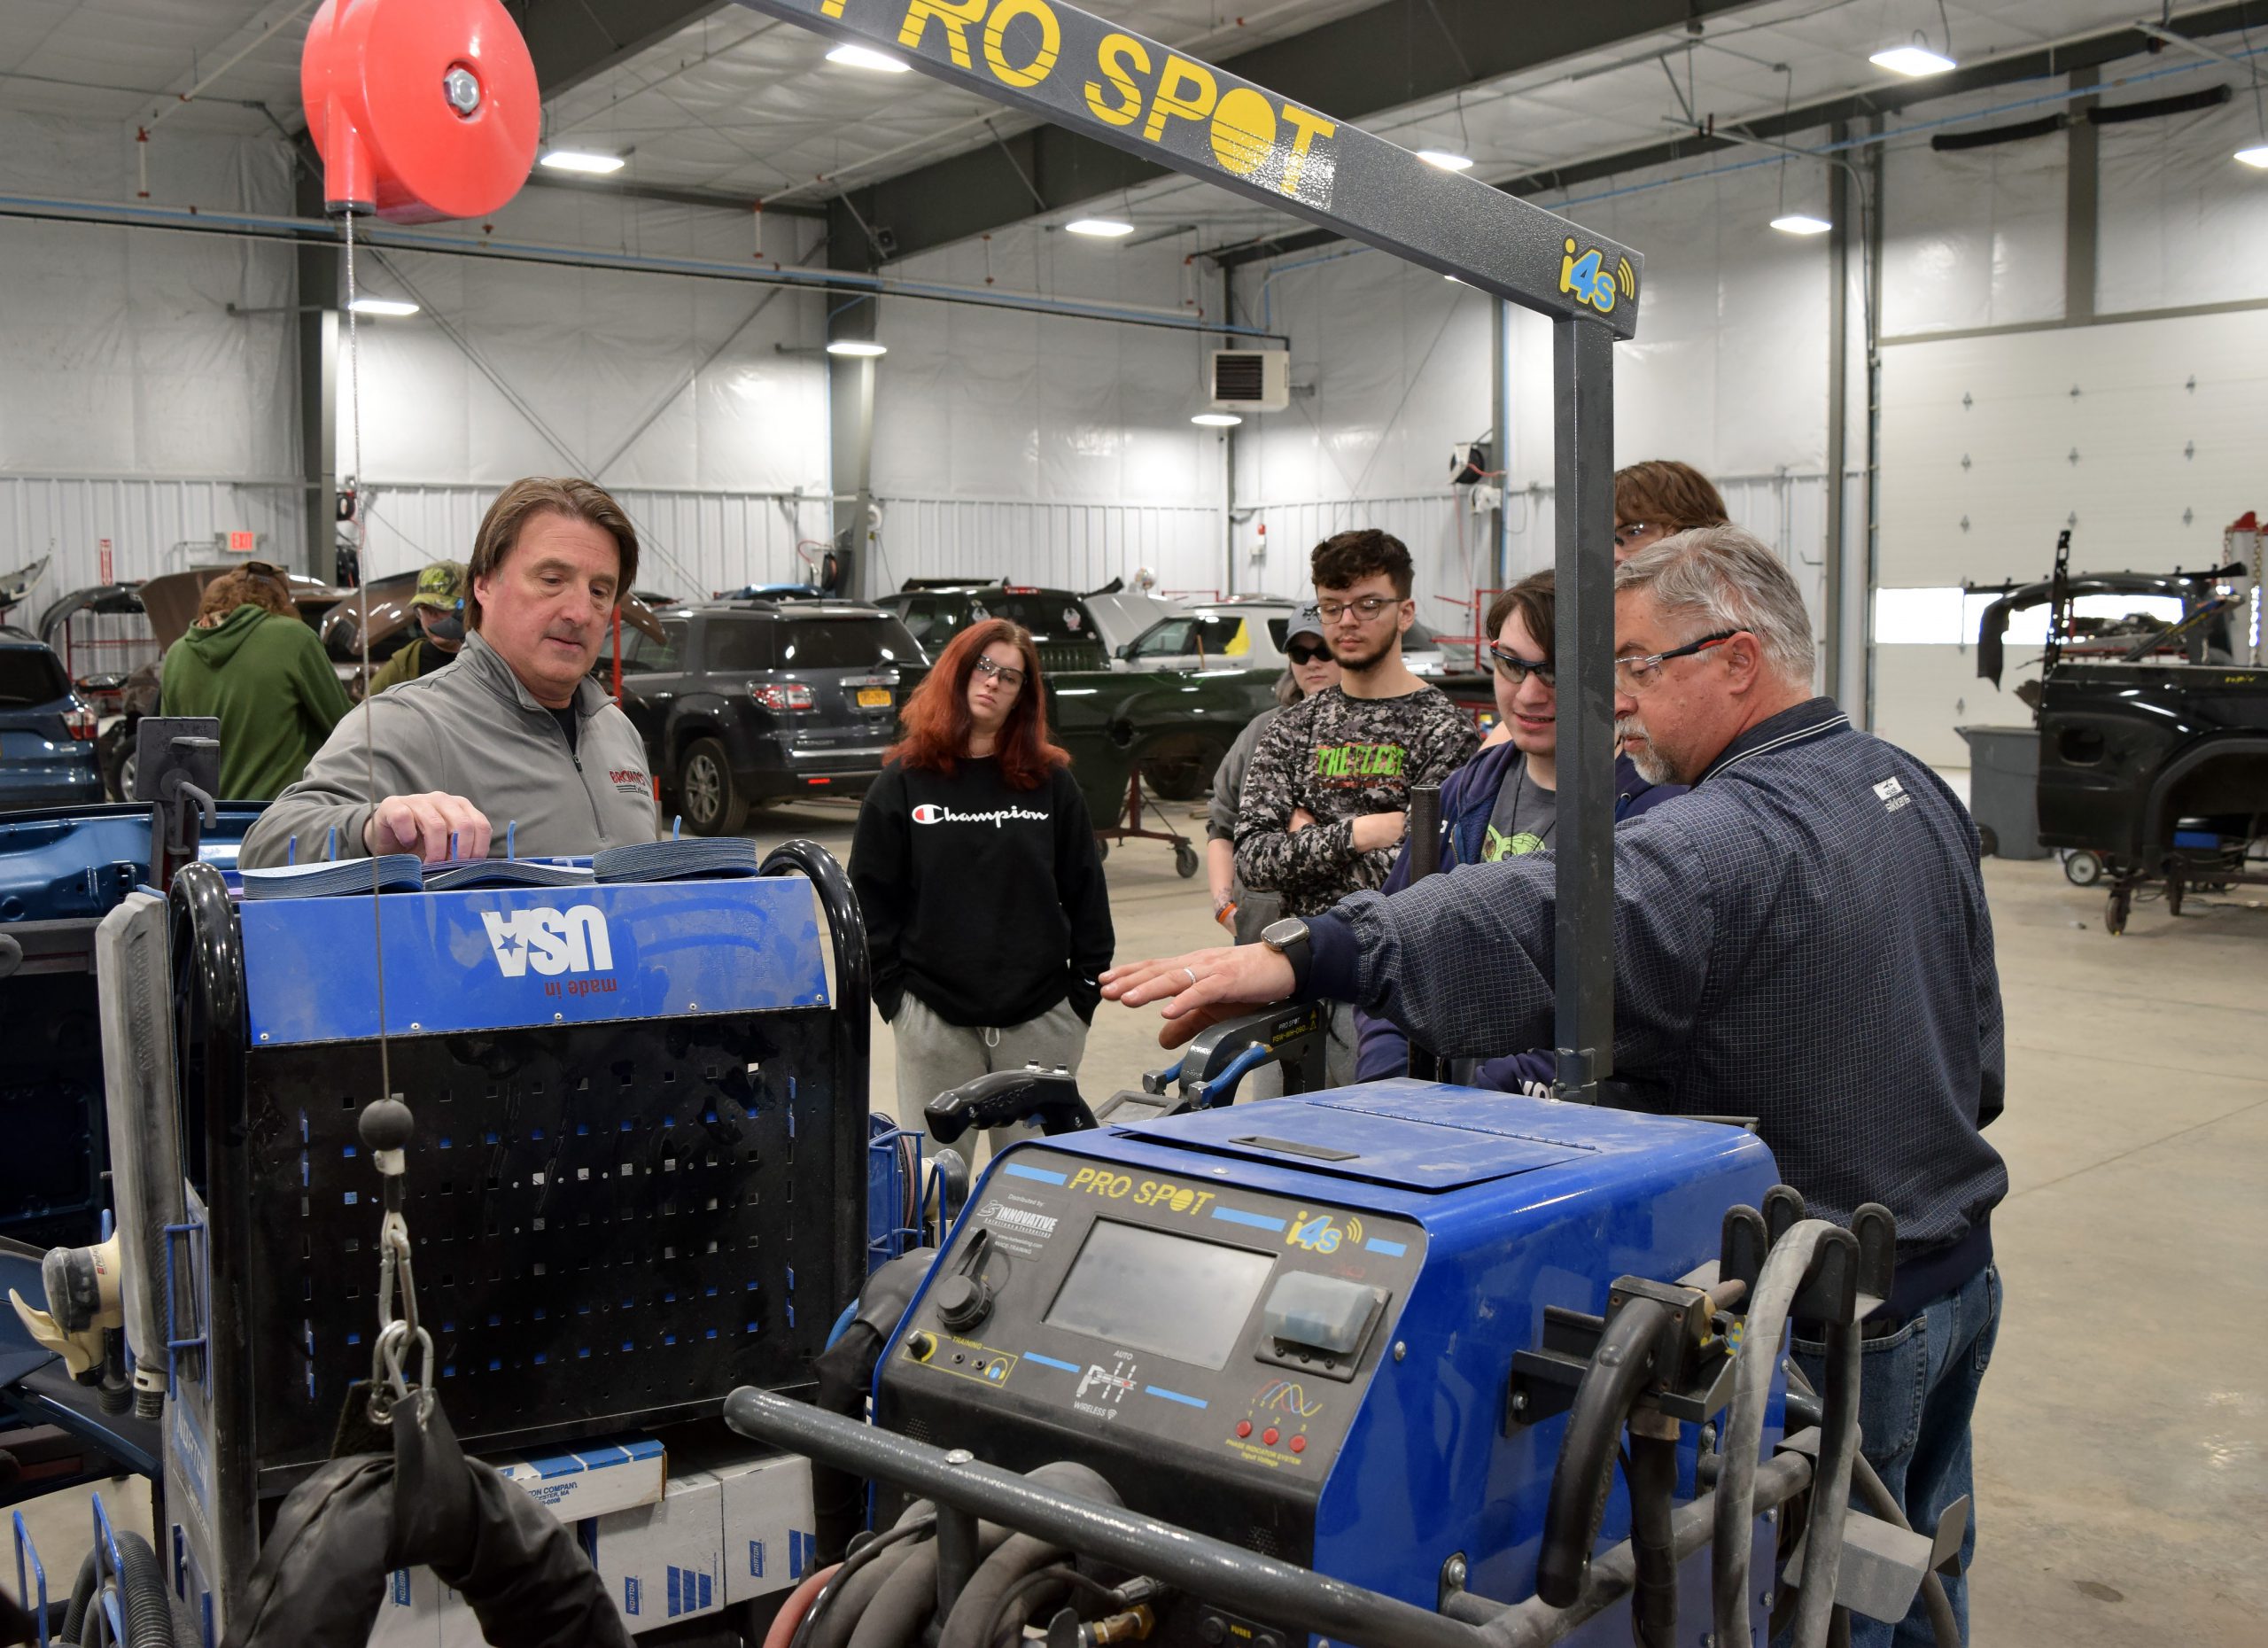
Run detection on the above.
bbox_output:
[1551,315,1615,1100]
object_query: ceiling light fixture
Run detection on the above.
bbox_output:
[348,297,420,317]
[539,150,626,175]
[1192,412,1243,427]
[825,43,912,73]
[1770,214,1833,236]
[2237,144,2268,168]
[1416,149,1474,172]
[825,339,888,358]
[1869,44,1956,76]
[1065,218,1136,237]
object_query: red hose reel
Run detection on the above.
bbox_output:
[301,0,540,222]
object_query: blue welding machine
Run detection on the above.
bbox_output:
[871,1081,1784,1644]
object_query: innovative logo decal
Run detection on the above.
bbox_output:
[911,803,1051,827]
[481,904,620,992]
[977,1200,1060,1238]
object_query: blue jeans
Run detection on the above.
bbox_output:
[1790,1263,2001,1647]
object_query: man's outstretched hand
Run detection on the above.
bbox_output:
[1101,944,1298,1049]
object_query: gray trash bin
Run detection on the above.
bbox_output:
[1956,725,2049,859]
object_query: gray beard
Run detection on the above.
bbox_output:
[1619,721,1675,786]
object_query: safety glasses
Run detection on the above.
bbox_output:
[1613,629,1739,693]
[1487,644,1555,688]
[971,656,1026,689]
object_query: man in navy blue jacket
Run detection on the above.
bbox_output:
[1107,528,2007,1647]
[1355,571,1684,1090]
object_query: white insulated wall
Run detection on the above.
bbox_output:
[1872,85,2268,766]
[0,109,298,595]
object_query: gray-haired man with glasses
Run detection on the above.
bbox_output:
[1109,526,2008,1647]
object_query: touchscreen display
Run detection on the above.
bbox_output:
[1043,1219,1276,1369]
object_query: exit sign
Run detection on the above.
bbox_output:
[225,530,257,553]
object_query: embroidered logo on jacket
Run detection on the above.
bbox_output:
[1873,776,1912,814]
[609,767,649,794]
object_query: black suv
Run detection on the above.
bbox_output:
[601,600,926,834]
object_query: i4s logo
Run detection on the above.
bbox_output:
[1559,238,1635,315]
[1286,1211,1361,1254]
[481,905,614,978]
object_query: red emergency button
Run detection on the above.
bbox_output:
[1262,1427,1279,1446]
[1289,1435,1307,1454]
[1235,1420,1252,1439]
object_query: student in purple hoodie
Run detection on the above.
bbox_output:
[1354,570,1684,1091]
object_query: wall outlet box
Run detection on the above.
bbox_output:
[491,1434,666,1523]
[589,1469,726,1631]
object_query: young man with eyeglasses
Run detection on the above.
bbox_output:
[1113,528,2007,1648]
[1231,530,1480,1083]
[1612,458,1729,563]
[1352,570,1683,1090]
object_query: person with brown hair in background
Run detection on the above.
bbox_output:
[851,618,1114,1136]
[1612,458,1730,562]
[158,563,351,801]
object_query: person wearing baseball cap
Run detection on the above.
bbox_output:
[1203,602,1340,943]
[366,560,467,695]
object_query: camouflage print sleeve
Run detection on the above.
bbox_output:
[1232,698,1360,912]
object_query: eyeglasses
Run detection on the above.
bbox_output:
[1612,522,1660,550]
[1487,644,1555,688]
[1316,595,1401,623]
[1613,630,1739,692]
[1285,641,1332,665]
[972,656,1026,689]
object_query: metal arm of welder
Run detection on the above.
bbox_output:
[924,1068,1097,1144]
[1161,999,1331,1106]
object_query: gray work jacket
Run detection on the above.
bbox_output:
[238,632,657,868]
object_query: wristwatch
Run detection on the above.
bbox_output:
[1260,916,1313,993]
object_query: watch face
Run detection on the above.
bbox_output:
[1262,918,1308,951]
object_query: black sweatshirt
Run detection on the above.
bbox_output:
[851,758,1114,1028]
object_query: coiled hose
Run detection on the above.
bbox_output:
[1712,1219,1834,1648]
[55,1531,174,1648]
[936,1462,1120,1648]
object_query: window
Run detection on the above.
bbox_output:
[611,620,685,675]
[774,617,922,670]
[1187,613,1252,658]
[1873,587,2187,647]
[895,595,968,648]
[705,619,777,672]
[1129,618,1196,658]
[0,649,68,707]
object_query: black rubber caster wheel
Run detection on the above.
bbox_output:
[2104,884,2132,936]
[1174,841,1200,879]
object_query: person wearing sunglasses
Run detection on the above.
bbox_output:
[1611,457,1729,565]
[1352,570,1684,1089]
[851,618,1113,1144]
[1109,526,2007,1644]
[1231,531,1480,1084]
[1204,603,1340,944]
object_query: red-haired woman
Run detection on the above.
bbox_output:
[851,619,1115,1135]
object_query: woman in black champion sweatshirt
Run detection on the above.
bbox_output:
[851,618,1114,1136]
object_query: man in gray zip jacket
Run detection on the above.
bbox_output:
[241,478,658,867]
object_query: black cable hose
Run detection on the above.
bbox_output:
[1535,1297,1674,1608]
[939,1461,1121,1648]
[114,1530,175,1648]
[58,1547,97,1644]
[982,1565,1119,1648]
[1626,1434,1679,1648]
[796,1512,934,1648]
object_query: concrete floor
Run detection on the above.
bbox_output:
[14,797,2264,1643]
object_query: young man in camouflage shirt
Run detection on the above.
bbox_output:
[1235,529,1479,1082]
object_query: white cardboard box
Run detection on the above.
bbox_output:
[587,1468,726,1631]
[491,1434,667,1523]
[368,1566,443,1648]
[715,1453,819,1606]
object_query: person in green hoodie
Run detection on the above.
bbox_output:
[159,564,352,801]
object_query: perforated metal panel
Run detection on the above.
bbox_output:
[237,1009,844,1492]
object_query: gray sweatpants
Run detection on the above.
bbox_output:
[891,992,1090,1148]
